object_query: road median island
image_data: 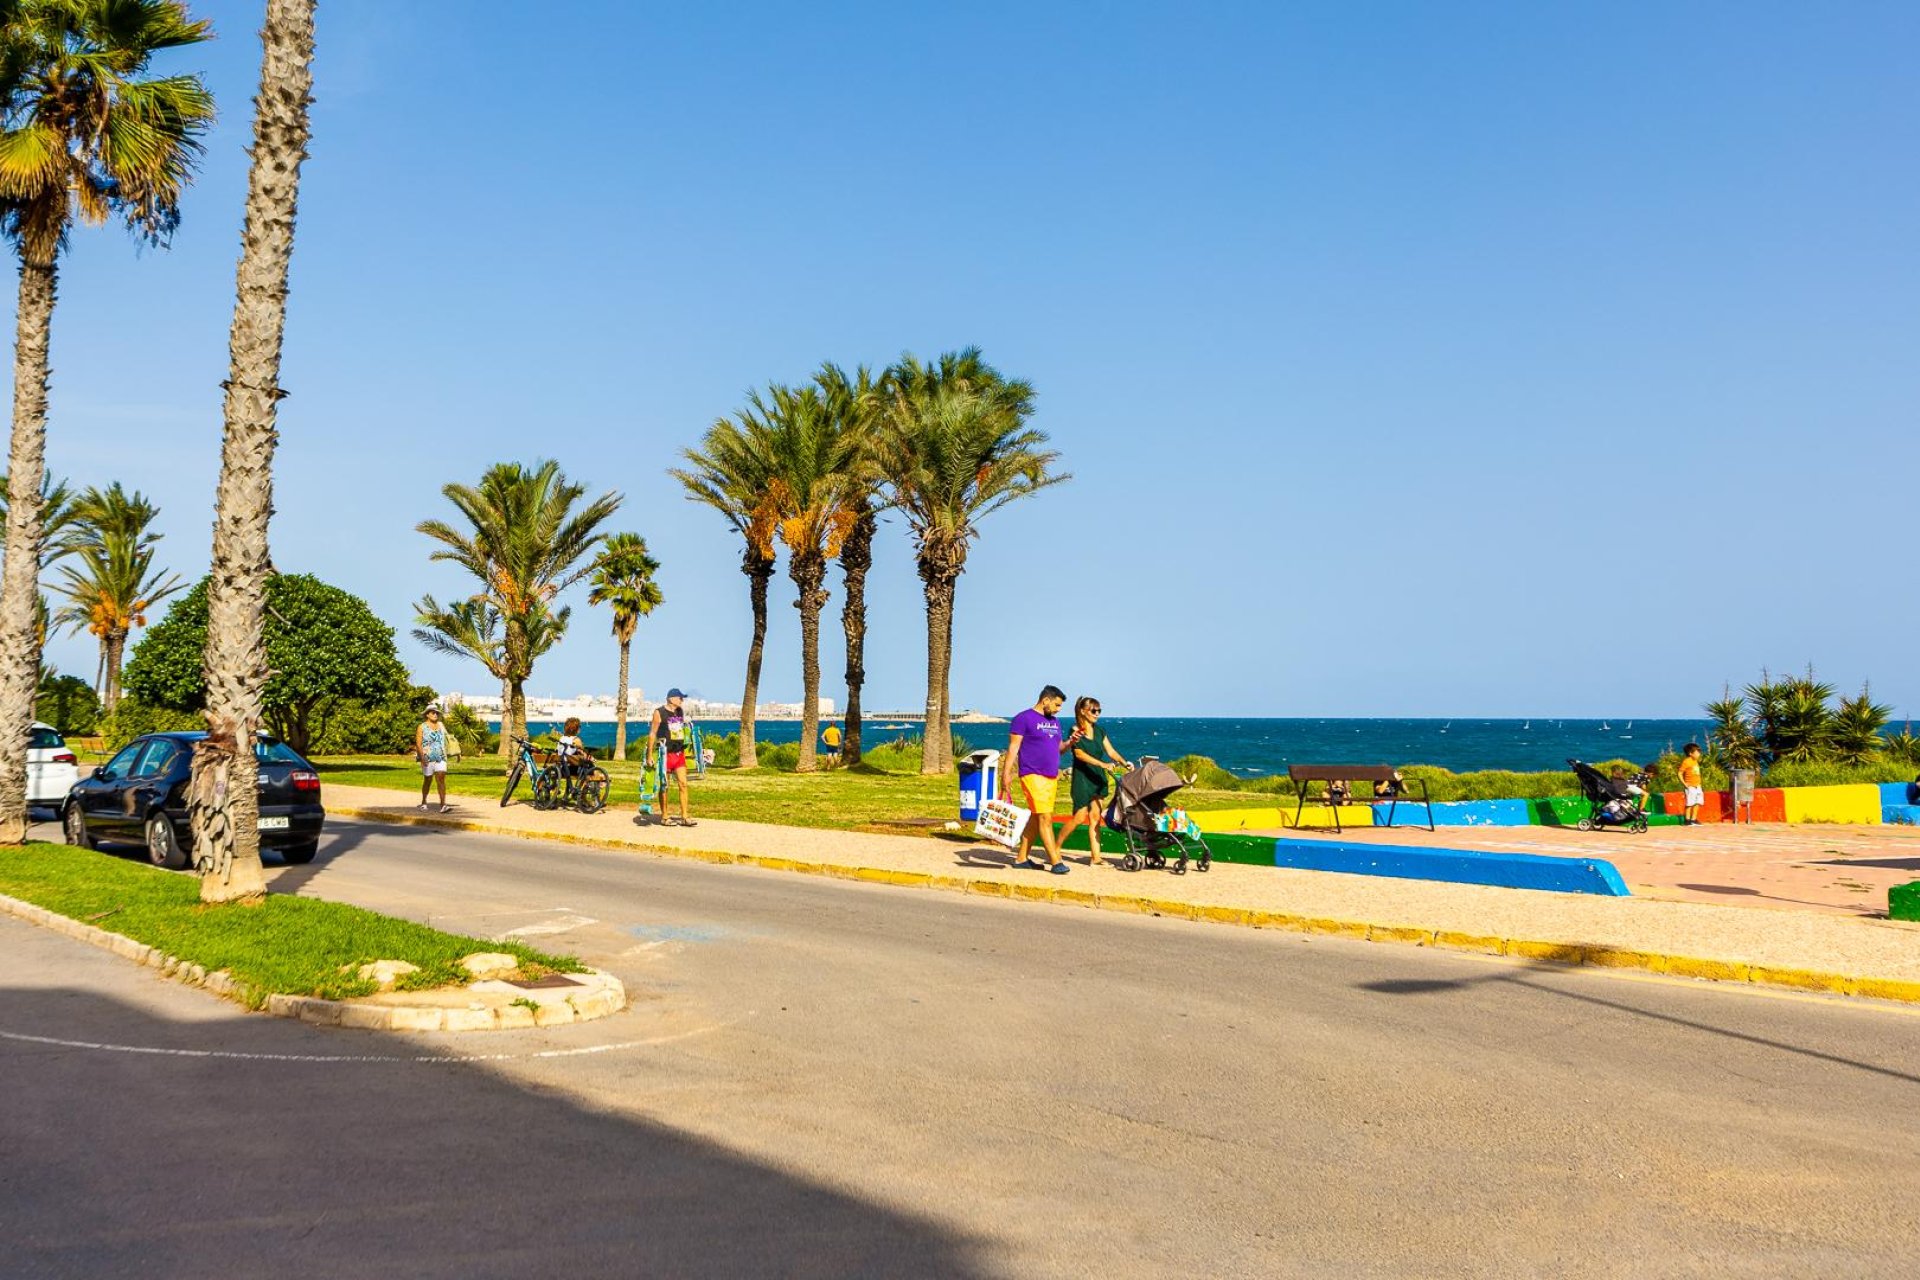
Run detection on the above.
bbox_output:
[325,784,1920,1006]
[0,842,624,1032]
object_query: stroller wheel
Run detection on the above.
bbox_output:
[1122,853,1141,872]
[1633,818,1648,833]
[1576,817,1592,831]
[1198,854,1211,872]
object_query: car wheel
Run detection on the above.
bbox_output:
[146,813,190,871]
[63,804,93,849]
[280,841,319,865]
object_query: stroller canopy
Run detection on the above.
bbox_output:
[1114,760,1187,816]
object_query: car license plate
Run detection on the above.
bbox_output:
[258,816,290,830]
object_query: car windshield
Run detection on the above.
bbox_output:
[255,738,308,767]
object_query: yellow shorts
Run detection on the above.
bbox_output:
[1019,772,1058,816]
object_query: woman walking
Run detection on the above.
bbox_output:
[1056,697,1129,865]
[416,703,451,812]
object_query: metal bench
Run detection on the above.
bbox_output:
[1286,764,1435,833]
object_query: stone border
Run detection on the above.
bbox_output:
[0,889,626,1032]
[330,803,1920,1006]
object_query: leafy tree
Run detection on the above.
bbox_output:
[35,670,97,734]
[0,0,213,843]
[54,482,182,710]
[672,415,779,767]
[310,683,438,756]
[126,575,407,757]
[586,532,662,760]
[443,701,489,756]
[756,382,864,772]
[814,362,883,765]
[415,460,618,753]
[876,349,1064,773]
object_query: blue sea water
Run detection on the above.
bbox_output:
[505,717,1711,776]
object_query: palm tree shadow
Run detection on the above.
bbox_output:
[0,986,991,1278]
[1355,964,1920,1087]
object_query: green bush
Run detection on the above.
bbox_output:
[98,697,202,751]
[37,675,100,735]
[1759,759,1914,789]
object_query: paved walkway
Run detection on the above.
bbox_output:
[323,784,1920,998]
[1246,820,1920,917]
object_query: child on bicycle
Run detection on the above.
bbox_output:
[549,717,594,795]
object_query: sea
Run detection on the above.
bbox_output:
[502,717,1713,777]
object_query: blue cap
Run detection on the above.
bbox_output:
[667,688,685,699]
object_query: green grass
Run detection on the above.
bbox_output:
[0,842,583,1008]
[316,746,1252,831]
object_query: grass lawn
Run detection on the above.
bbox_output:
[0,842,582,1007]
[315,746,1253,832]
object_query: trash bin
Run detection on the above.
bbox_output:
[957,749,1001,822]
[1731,769,1757,823]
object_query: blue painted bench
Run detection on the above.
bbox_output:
[1273,837,1630,896]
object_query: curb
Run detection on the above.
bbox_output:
[330,804,1920,1007]
[0,889,627,1032]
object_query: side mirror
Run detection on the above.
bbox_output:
[94,768,113,782]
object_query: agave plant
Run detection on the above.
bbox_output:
[1703,688,1765,770]
[1828,685,1892,765]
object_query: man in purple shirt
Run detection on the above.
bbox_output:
[1000,684,1081,872]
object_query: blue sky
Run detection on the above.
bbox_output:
[27,1,1920,719]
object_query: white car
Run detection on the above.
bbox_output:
[29,721,80,809]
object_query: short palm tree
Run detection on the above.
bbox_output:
[191,0,312,904]
[417,460,620,753]
[1829,685,1891,765]
[758,382,865,772]
[672,414,778,768]
[814,361,882,765]
[877,350,1062,773]
[54,483,181,711]
[0,0,212,844]
[586,532,663,760]
[412,595,568,748]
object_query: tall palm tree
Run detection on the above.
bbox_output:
[758,383,864,772]
[672,414,778,768]
[0,0,212,843]
[814,361,882,766]
[191,0,312,904]
[417,460,620,754]
[411,594,567,750]
[585,532,663,760]
[54,482,180,710]
[877,351,1063,774]
[879,347,1059,771]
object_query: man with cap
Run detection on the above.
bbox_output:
[645,688,697,826]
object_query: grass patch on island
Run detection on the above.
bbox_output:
[0,842,584,1007]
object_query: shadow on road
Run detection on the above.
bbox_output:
[1355,964,1920,1087]
[0,987,989,1278]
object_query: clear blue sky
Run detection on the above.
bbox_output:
[28,0,1920,719]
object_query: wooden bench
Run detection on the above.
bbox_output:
[1287,764,1435,833]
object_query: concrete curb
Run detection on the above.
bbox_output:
[0,889,627,1032]
[330,804,1920,1006]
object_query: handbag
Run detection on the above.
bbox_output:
[974,797,1031,849]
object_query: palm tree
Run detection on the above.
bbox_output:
[876,350,1062,773]
[0,0,212,843]
[411,594,567,750]
[814,362,882,765]
[758,383,864,772]
[190,0,314,904]
[672,414,778,768]
[1829,685,1892,765]
[585,532,663,760]
[54,483,181,711]
[417,460,620,753]
[0,470,81,565]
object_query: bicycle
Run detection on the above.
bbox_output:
[501,736,610,814]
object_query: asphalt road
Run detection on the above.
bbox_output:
[5,818,1920,1278]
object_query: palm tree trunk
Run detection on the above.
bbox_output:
[919,569,954,775]
[837,508,874,766]
[739,549,773,769]
[0,252,57,844]
[192,0,316,904]
[103,631,126,713]
[791,552,827,773]
[509,678,526,755]
[613,638,632,760]
[497,673,512,755]
[936,592,957,771]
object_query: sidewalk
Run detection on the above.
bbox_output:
[323,784,1920,1001]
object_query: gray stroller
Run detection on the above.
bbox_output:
[1105,759,1212,874]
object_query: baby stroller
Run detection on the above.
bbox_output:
[1106,759,1212,874]
[1567,758,1649,833]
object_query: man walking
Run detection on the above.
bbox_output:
[645,688,697,827]
[1000,685,1080,873]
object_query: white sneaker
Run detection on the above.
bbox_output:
[417,803,428,811]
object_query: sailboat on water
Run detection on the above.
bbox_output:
[1600,720,1611,731]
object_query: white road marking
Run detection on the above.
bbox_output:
[500,913,598,937]
[0,1020,735,1065]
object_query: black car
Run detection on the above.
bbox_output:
[63,732,326,870]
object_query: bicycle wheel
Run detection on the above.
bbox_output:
[577,770,609,814]
[500,760,525,807]
[531,773,558,810]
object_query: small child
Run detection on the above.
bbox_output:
[551,717,592,790]
[1679,742,1705,825]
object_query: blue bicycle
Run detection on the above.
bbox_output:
[501,735,608,813]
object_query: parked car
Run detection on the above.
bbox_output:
[62,731,325,870]
[29,721,80,812]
